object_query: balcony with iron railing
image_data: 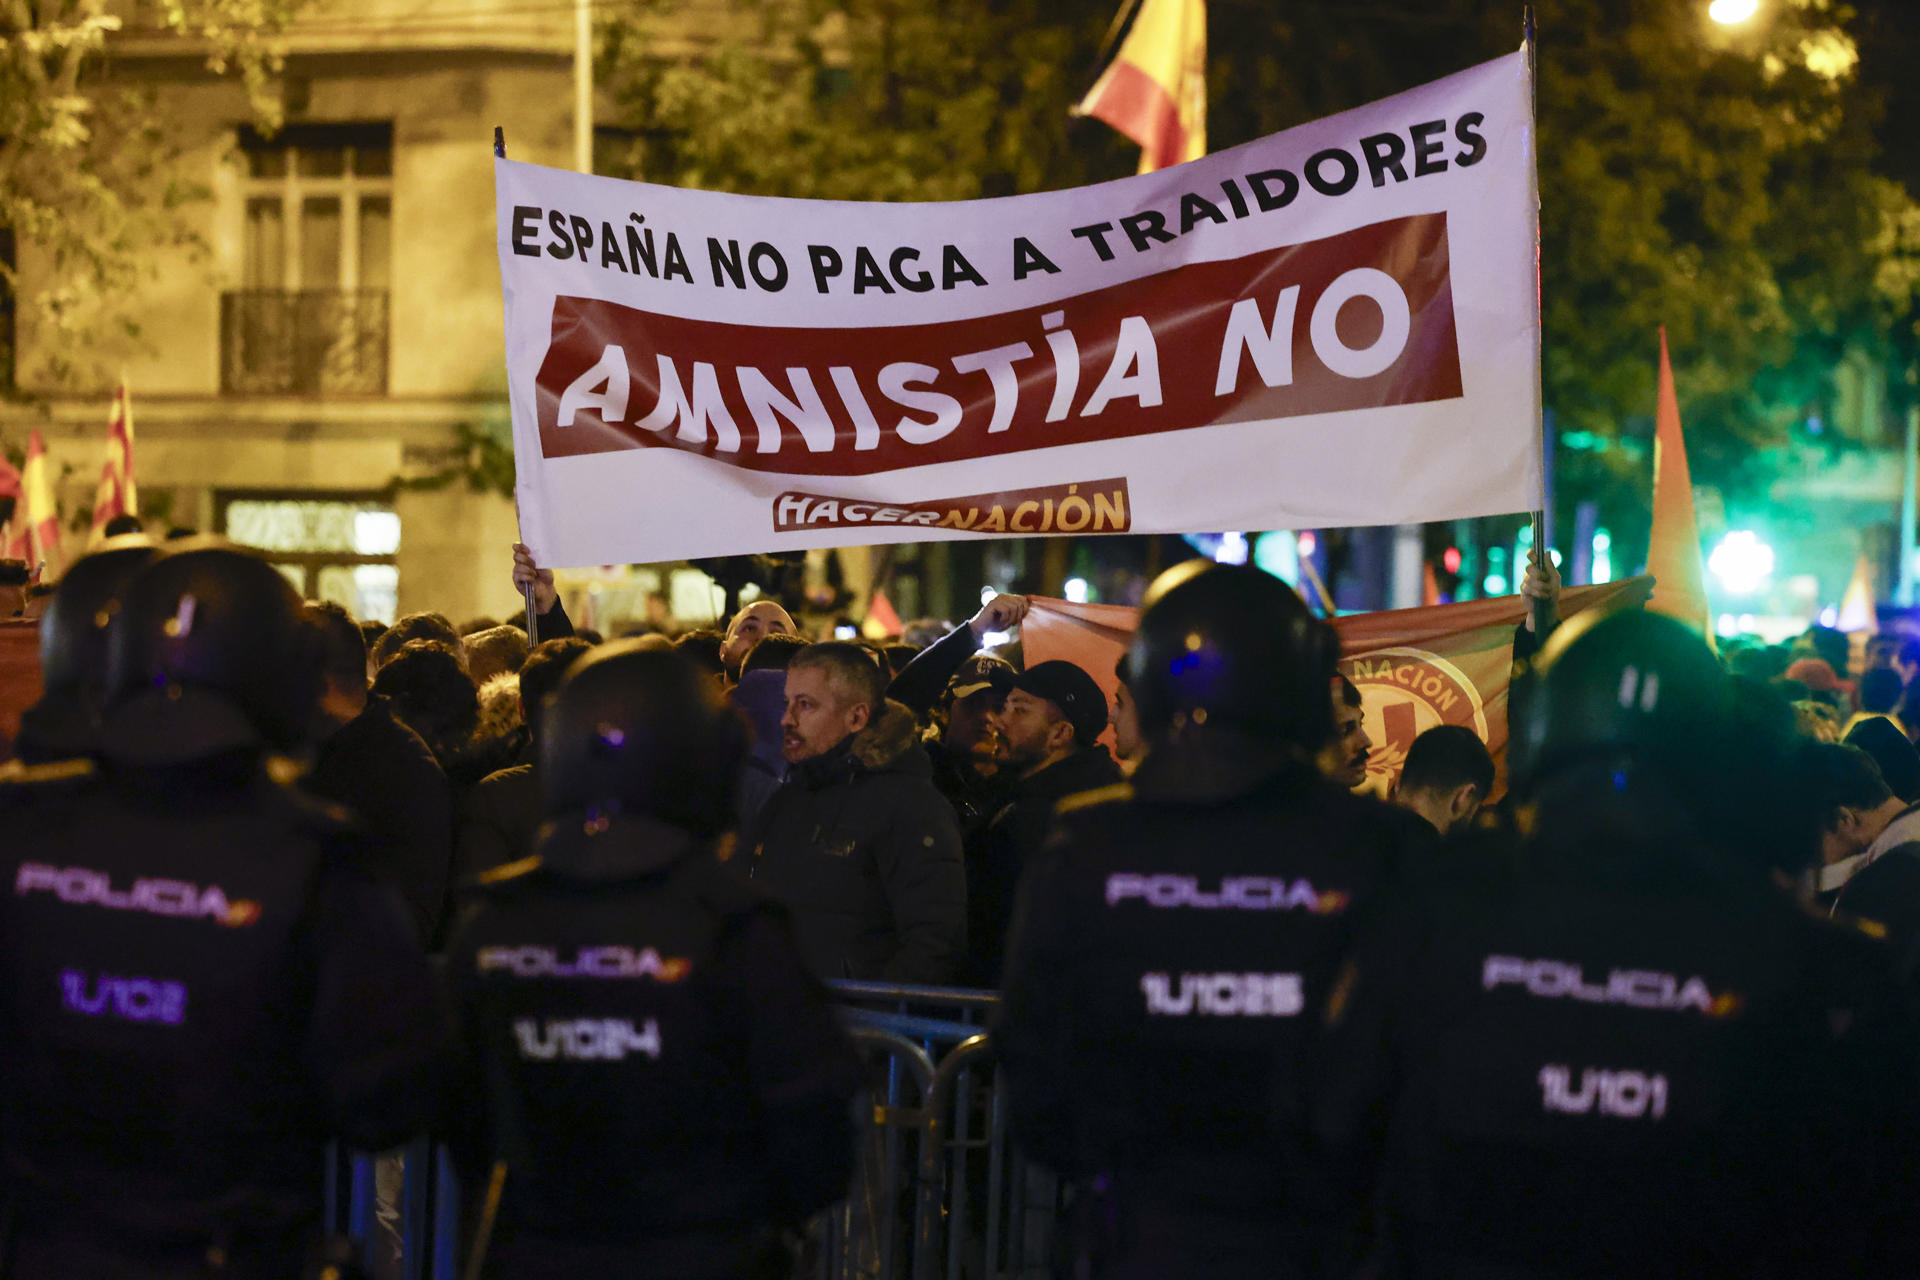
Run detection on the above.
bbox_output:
[220,290,390,396]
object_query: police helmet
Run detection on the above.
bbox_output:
[540,640,747,837]
[102,539,322,765]
[16,535,159,759]
[1124,560,1339,750]
[1508,607,1729,799]
[39,534,160,694]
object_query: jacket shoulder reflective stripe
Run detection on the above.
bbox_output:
[1055,782,1133,817]
[477,855,544,890]
[0,756,95,788]
[1827,907,1889,941]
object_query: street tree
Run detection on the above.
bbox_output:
[595,0,1919,560]
[0,0,295,390]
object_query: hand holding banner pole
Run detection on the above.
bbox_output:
[496,124,539,638]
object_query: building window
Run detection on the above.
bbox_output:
[219,490,400,623]
[223,124,392,396]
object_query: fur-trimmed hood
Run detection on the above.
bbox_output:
[850,699,921,772]
[790,698,930,790]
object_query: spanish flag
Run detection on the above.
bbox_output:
[89,380,137,537]
[1075,0,1207,173]
[9,430,62,578]
[863,587,903,640]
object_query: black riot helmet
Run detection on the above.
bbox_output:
[39,534,160,694]
[1508,607,1729,801]
[102,539,323,766]
[15,535,159,760]
[540,640,747,838]
[1124,560,1339,751]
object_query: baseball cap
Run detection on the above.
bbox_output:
[945,654,1016,702]
[1784,657,1853,696]
[1009,660,1108,744]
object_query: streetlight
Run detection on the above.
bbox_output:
[1708,530,1775,596]
[1709,0,1759,24]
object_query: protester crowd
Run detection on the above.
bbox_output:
[4,529,1920,1278]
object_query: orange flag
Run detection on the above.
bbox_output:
[1023,577,1653,798]
[1644,329,1712,636]
[1075,0,1207,173]
[90,380,137,537]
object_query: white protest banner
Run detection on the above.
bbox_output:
[497,50,1538,567]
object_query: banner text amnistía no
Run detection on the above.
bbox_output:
[496,50,1539,568]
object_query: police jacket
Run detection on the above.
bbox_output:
[0,755,445,1266]
[966,744,1122,987]
[745,700,966,984]
[444,813,864,1257]
[996,731,1408,1238]
[1312,774,1920,1278]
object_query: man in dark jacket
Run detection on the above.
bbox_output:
[746,641,966,983]
[454,636,594,883]
[302,600,453,945]
[923,655,1016,845]
[886,592,1029,719]
[1390,724,1494,839]
[0,544,443,1279]
[967,660,1120,986]
[998,563,1412,1279]
[445,642,862,1280]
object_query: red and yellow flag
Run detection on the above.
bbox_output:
[1075,0,1207,173]
[863,587,904,640]
[10,431,63,579]
[1023,577,1653,797]
[90,380,137,537]
[1644,329,1712,637]
[0,450,19,558]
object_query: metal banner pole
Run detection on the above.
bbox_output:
[1524,6,1551,604]
[495,125,540,638]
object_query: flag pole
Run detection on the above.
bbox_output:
[495,125,540,640]
[1524,4,1547,565]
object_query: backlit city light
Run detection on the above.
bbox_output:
[1708,530,1776,596]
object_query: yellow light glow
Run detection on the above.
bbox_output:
[1800,29,1858,80]
[1709,0,1759,23]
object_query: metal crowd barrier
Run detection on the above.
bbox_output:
[323,981,1060,1280]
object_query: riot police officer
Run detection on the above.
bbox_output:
[1312,608,1920,1276]
[443,640,864,1279]
[996,562,1415,1279]
[11,532,158,762]
[0,540,445,1277]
